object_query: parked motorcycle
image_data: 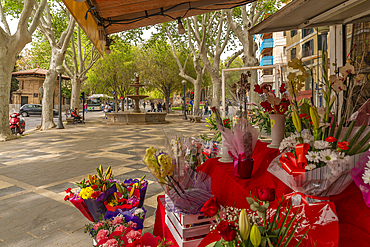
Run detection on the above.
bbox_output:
[9,113,25,135]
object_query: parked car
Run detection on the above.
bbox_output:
[19,104,58,117]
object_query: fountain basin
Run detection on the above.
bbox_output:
[106,112,167,125]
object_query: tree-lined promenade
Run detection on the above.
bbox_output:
[0,0,286,141]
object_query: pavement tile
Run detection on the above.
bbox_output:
[38,230,69,245]
[0,186,25,198]
[2,232,44,247]
[44,182,77,194]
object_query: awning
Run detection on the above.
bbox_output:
[62,0,256,55]
[250,0,370,34]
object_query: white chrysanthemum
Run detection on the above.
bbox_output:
[305,164,317,170]
[337,152,350,165]
[362,169,370,185]
[301,130,314,144]
[319,149,338,163]
[279,135,298,152]
[306,151,320,163]
[314,140,330,150]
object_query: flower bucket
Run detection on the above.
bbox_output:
[236,158,254,179]
[268,152,366,196]
[268,114,285,149]
[219,135,233,162]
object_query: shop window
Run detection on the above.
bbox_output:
[291,30,297,37]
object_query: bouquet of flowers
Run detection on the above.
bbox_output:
[84,209,173,246]
[65,165,117,221]
[123,178,148,208]
[205,112,233,142]
[351,152,370,208]
[254,83,290,115]
[203,188,310,247]
[104,183,141,212]
[269,105,370,196]
[217,117,259,179]
[143,144,213,214]
[202,141,220,163]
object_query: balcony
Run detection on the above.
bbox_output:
[260,56,273,66]
[260,38,273,53]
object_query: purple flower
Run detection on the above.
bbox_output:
[128,195,140,205]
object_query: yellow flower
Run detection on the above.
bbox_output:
[79,187,94,199]
[250,225,261,247]
[239,209,250,240]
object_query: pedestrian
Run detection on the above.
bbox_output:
[151,102,154,112]
[188,104,192,115]
[204,104,208,115]
[185,104,189,114]
[163,103,166,112]
[158,102,162,112]
[143,101,146,110]
[225,104,229,116]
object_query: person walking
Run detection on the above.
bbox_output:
[185,104,189,114]
[158,102,162,112]
[188,104,192,115]
[225,104,229,116]
[143,101,146,111]
[151,102,155,112]
[204,104,208,115]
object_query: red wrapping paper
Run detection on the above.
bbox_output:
[69,198,95,222]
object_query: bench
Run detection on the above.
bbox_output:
[66,117,75,125]
[188,115,202,123]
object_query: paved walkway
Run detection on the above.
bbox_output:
[0,111,211,247]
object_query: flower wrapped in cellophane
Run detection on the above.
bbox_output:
[351,152,370,208]
[217,117,259,179]
[64,165,117,221]
[269,105,369,196]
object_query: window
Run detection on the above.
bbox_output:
[302,39,314,57]
[283,46,286,55]
[318,34,323,51]
[291,48,296,60]
[302,28,314,38]
[291,30,297,37]
[263,68,274,75]
[283,31,286,37]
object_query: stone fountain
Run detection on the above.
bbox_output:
[105,75,167,124]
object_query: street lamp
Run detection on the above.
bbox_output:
[56,65,65,129]
[181,80,187,120]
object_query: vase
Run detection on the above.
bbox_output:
[236,158,254,179]
[268,114,285,149]
[219,135,233,162]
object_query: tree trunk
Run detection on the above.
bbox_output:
[41,49,64,130]
[70,78,81,113]
[212,77,222,108]
[166,88,170,114]
[242,34,259,104]
[193,79,202,113]
[0,57,17,141]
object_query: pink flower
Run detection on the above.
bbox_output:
[96,229,109,242]
[105,239,118,247]
[112,216,123,225]
[126,229,141,242]
[114,225,127,233]
[94,222,104,230]
[128,221,137,229]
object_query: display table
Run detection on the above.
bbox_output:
[154,140,370,246]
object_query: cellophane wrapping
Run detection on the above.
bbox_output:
[137,130,213,215]
[267,192,339,247]
[268,152,366,196]
[351,151,370,208]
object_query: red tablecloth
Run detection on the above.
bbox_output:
[153,140,370,247]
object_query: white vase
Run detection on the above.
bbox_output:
[268,114,285,149]
[219,135,233,162]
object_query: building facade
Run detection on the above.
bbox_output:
[11,69,70,111]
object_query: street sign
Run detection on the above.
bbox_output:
[120,96,124,100]
[111,90,116,96]
[190,100,194,105]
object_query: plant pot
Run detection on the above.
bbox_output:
[268,114,285,149]
[219,135,233,162]
[235,158,254,179]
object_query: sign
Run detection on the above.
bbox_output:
[111,90,116,96]
[120,96,124,100]
[190,100,194,105]
[33,93,39,98]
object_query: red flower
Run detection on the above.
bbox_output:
[338,141,349,150]
[211,107,217,113]
[279,83,286,93]
[254,85,263,94]
[299,113,307,118]
[91,185,98,190]
[305,116,311,120]
[65,188,72,193]
[325,136,337,143]
[260,101,273,113]
[256,187,275,202]
[91,191,102,199]
[201,197,220,217]
[217,220,236,242]
[310,121,313,125]
[64,195,70,201]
